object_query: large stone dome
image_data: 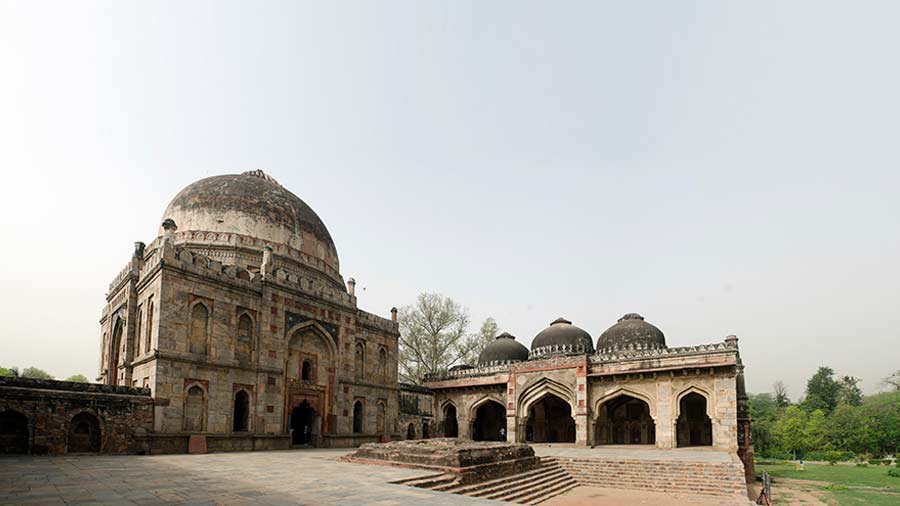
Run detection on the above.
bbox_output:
[160,170,339,273]
[530,318,594,357]
[478,332,529,366]
[596,313,666,353]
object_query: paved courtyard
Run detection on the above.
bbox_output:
[0,447,751,506]
[0,449,499,506]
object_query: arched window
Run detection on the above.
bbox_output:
[236,313,253,363]
[233,390,250,432]
[301,360,312,381]
[378,348,388,382]
[354,342,365,381]
[109,319,124,386]
[376,402,385,433]
[135,307,143,356]
[145,298,154,355]
[189,303,209,355]
[352,401,364,433]
[183,385,206,431]
[68,412,101,453]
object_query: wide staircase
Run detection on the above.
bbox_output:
[552,456,748,498]
[396,459,577,505]
[395,455,748,504]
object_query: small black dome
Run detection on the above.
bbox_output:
[596,313,666,353]
[478,332,529,366]
[531,318,594,357]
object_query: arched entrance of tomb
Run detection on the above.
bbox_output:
[67,412,101,453]
[472,401,506,441]
[422,422,430,439]
[526,394,575,443]
[407,423,416,440]
[233,390,250,432]
[594,394,655,445]
[352,401,364,433]
[677,392,712,447]
[0,410,29,454]
[443,404,458,437]
[290,401,315,445]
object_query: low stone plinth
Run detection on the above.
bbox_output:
[345,438,539,484]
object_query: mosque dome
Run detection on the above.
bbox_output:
[160,170,339,273]
[530,318,595,357]
[596,313,666,353]
[478,332,530,366]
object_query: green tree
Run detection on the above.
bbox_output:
[459,317,499,366]
[64,374,89,383]
[805,409,827,451]
[837,376,863,406]
[398,293,471,384]
[826,403,872,455]
[20,367,53,380]
[773,406,809,458]
[804,366,840,414]
[0,366,18,377]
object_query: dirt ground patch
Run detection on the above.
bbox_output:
[541,486,752,506]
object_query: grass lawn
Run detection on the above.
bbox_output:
[756,462,900,505]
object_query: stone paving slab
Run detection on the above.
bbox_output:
[542,486,753,506]
[0,450,503,506]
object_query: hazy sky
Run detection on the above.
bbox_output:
[1,1,898,398]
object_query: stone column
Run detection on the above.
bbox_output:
[575,360,589,445]
[655,379,675,449]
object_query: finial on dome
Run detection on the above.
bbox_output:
[550,317,572,325]
[618,313,644,322]
[496,332,515,340]
[241,169,282,187]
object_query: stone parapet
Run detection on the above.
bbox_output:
[0,377,151,397]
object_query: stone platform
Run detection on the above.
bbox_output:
[345,438,539,484]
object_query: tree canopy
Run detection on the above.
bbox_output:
[397,293,498,384]
[64,374,89,383]
[20,367,53,380]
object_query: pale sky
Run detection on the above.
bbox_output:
[1,1,898,399]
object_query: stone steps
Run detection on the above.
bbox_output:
[552,457,748,497]
[397,454,748,504]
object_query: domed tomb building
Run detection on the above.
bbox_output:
[98,170,401,449]
[424,314,754,483]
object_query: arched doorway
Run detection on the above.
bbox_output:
[0,410,29,454]
[68,412,101,453]
[473,401,506,441]
[352,401,364,433]
[183,385,206,431]
[595,394,655,445]
[233,390,250,432]
[443,404,458,437]
[677,392,712,447]
[109,318,124,386]
[406,423,416,440]
[526,394,575,443]
[422,422,430,439]
[290,401,315,445]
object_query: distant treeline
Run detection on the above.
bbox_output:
[751,367,900,460]
[0,366,88,383]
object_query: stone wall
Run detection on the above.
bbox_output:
[0,378,153,455]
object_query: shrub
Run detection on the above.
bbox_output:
[856,462,869,467]
[822,450,844,465]
[887,468,900,478]
[870,459,883,466]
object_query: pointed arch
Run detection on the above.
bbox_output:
[517,377,576,417]
[674,385,714,419]
[188,301,210,355]
[468,394,506,420]
[594,387,658,420]
[285,321,338,358]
